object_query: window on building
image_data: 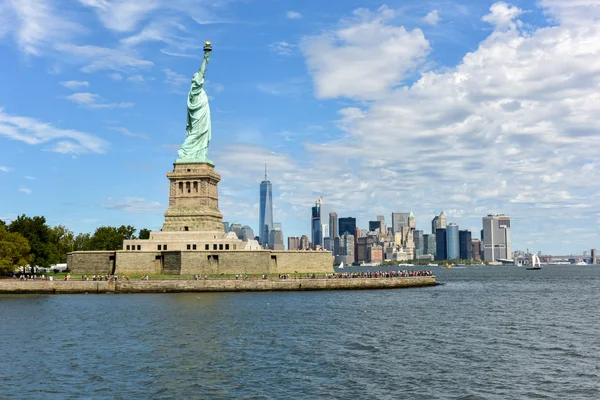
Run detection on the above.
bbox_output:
[219,244,223,250]
[158,245,162,250]
[205,244,209,250]
[164,245,167,251]
[179,182,183,194]
[213,244,217,250]
[186,182,191,193]
[193,244,197,250]
[193,182,198,193]
[137,245,141,250]
[126,245,130,250]
[187,244,191,250]
[225,244,230,250]
[184,226,189,231]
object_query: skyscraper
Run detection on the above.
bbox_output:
[321,223,329,240]
[369,220,382,232]
[338,217,357,236]
[288,236,300,251]
[414,229,424,256]
[311,198,323,249]
[423,233,436,257]
[482,214,511,261]
[431,211,447,234]
[392,212,411,233]
[269,222,285,250]
[329,212,338,240]
[259,165,273,248]
[300,234,310,250]
[377,215,386,234]
[435,228,447,260]
[459,230,473,260]
[446,223,459,260]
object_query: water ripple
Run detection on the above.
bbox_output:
[1,266,600,399]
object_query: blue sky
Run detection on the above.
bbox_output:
[1,0,600,255]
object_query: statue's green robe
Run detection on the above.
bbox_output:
[177,72,211,162]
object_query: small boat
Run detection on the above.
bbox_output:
[442,264,452,269]
[427,263,438,267]
[338,261,344,269]
[526,254,542,270]
[575,261,587,266]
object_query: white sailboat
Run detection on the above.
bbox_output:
[339,261,344,269]
[526,254,542,270]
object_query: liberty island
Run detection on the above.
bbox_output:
[7,42,435,292]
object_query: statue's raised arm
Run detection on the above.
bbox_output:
[198,41,212,80]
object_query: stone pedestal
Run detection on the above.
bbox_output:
[162,162,224,232]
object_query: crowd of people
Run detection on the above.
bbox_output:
[325,270,434,279]
[10,270,433,282]
[14,274,54,281]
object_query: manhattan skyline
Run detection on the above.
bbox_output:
[1,1,599,255]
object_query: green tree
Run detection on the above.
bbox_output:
[118,225,137,240]
[0,224,31,275]
[138,228,151,240]
[8,215,53,268]
[88,225,137,250]
[73,233,92,251]
[49,225,75,263]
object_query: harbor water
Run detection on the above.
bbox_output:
[1,265,599,399]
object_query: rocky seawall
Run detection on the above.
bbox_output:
[0,276,436,294]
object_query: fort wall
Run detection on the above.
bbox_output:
[67,250,334,275]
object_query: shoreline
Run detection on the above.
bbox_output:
[0,276,437,294]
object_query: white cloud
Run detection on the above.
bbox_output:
[0,166,14,173]
[269,41,295,56]
[60,80,90,89]
[126,74,145,83]
[0,0,82,55]
[111,127,148,139]
[286,11,302,20]
[78,0,160,32]
[66,93,134,109]
[54,44,153,72]
[164,68,189,86]
[423,9,440,25]
[0,108,108,154]
[540,0,600,25]
[120,18,185,47]
[109,73,123,81]
[482,2,523,30]
[301,5,430,100]
[19,188,32,195]
[215,2,600,253]
[104,197,161,214]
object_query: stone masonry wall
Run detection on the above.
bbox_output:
[67,252,115,275]
[115,252,162,275]
[270,251,333,274]
[163,252,182,274]
[0,276,436,293]
[69,250,334,276]
[179,251,272,275]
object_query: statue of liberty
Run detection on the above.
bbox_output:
[176,41,213,164]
